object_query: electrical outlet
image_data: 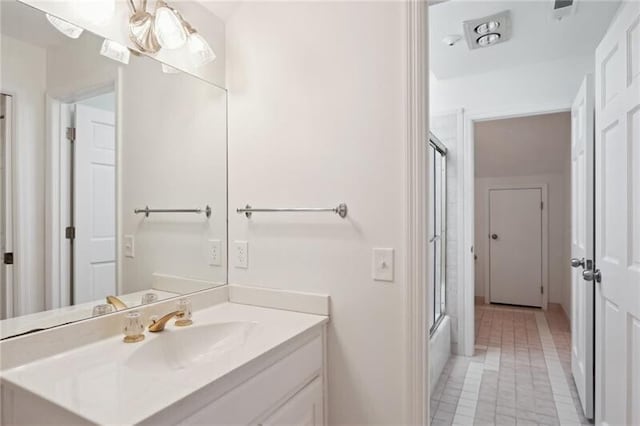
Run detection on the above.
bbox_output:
[234,241,248,268]
[372,248,394,282]
[124,235,135,258]
[208,239,221,266]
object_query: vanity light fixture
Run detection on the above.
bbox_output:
[154,0,188,49]
[46,14,84,39]
[100,39,131,64]
[127,0,216,67]
[129,0,161,54]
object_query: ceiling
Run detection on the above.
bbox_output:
[0,1,70,48]
[430,0,622,80]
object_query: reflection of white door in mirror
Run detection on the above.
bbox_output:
[73,100,116,304]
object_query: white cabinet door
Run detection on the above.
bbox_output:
[489,188,543,307]
[570,74,595,419]
[74,104,116,303]
[594,2,640,425]
[259,378,324,426]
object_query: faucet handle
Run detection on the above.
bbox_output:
[175,298,193,327]
[123,311,145,343]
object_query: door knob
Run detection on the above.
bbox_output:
[582,269,602,283]
[570,257,585,268]
[491,234,498,240]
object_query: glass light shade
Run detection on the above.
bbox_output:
[74,0,115,25]
[154,5,187,49]
[46,14,84,39]
[100,39,131,64]
[187,31,216,67]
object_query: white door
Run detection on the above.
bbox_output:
[594,2,640,425]
[74,104,116,304]
[489,188,543,307]
[259,378,324,426]
[570,74,595,419]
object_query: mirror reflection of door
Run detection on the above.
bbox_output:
[72,95,116,304]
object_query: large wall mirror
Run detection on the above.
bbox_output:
[0,0,227,339]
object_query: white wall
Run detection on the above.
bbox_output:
[0,35,47,316]
[473,113,572,312]
[226,1,408,423]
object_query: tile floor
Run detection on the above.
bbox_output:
[430,304,592,425]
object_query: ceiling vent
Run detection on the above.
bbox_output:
[463,10,512,50]
[551,0,577,21]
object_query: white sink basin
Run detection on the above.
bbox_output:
[125,321,258,373]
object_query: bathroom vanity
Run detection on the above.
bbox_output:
[0,287,329,425]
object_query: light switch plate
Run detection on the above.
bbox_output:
[124,235,135,258]
[373,248,394,282]
[234,241,248,269]
[208,239,221,266]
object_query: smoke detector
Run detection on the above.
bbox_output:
[463,10,512,50]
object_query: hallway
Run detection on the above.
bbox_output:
[430,304,591,425]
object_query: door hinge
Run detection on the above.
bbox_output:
[541,286,544,294]
[541,201,544,210]
[3,252,13,265]
[66,127,76,142]
[65,226,76,240]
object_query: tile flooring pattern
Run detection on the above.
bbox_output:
[431,304,592,425]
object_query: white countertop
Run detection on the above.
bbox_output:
[0,302,328,425]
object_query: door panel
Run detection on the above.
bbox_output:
[570,74,595,419]
[74,104,116,304]
[594,2,640,424]
[489,188,543,307]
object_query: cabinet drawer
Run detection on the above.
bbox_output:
[180,336,322,425]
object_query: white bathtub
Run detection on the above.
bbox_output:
[429,315,451,393]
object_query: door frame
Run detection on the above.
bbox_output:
[0,91,17,319]
[483,183,549,309]
[461,102,570,356]
[45,79,118,310]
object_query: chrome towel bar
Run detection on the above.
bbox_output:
[237,203,348,219]
[134,205,212,218]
